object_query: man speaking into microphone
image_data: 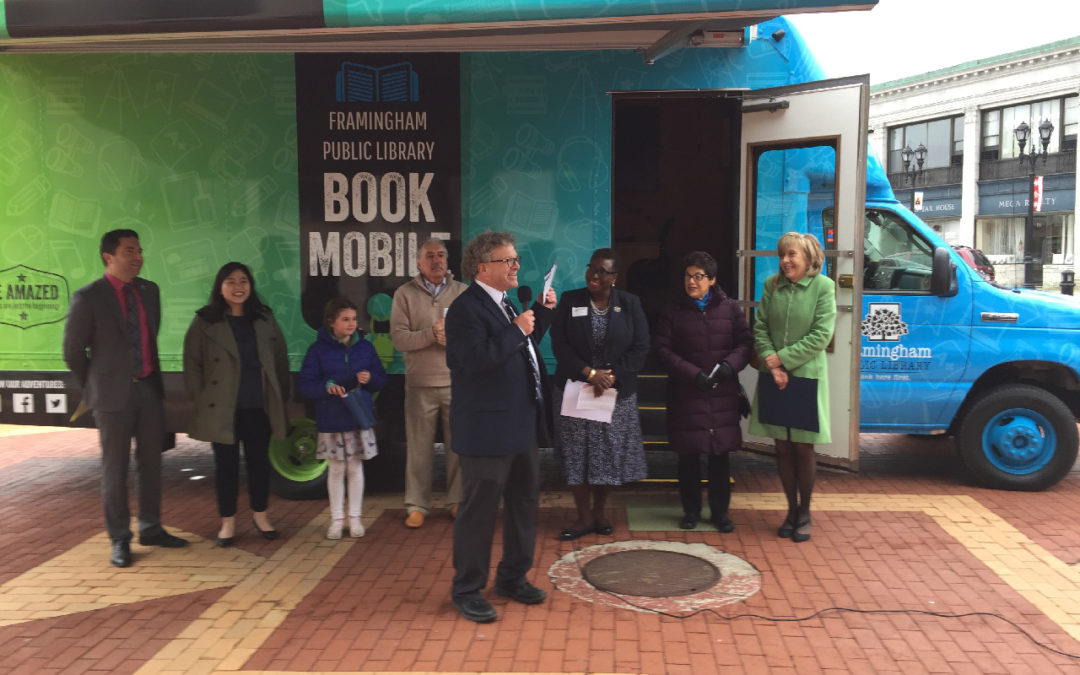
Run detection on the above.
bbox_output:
[445,231,557,623]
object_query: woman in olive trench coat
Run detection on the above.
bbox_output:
[183,262,291,547]
[749,233,836,543]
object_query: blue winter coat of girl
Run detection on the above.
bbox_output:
[298,327,387,433]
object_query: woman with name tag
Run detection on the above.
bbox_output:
[550,248,650,540]
[749,232,836,543]
[654,251,752,533]
[183,262,291,547]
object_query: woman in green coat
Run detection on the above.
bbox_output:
[183,262,291,547]
[749,233,836,543]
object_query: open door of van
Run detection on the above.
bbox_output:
[738,76,868,468]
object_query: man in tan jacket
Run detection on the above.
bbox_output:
[390,238,468,528]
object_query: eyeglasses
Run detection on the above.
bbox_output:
[586,265,617,277]
[683,273,710,282]
[486,256,522,267]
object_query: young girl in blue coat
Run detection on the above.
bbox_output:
[299,298,387,539]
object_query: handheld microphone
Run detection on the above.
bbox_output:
[517,285,533,311]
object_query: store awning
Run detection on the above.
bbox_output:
[0,0,875,54]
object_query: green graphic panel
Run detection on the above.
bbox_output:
[0,53,305,371]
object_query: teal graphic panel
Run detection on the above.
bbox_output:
[0,53,303,371]
[458,18,811,359]
[324,0,870,27]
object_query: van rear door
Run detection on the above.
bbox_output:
[738,76,868,467]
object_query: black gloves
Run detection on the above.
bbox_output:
[694,371,714,392]
[710,362,734,384]
[695,362,734,392]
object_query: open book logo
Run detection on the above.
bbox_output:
[335,62,419,103]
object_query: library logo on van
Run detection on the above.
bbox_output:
[861,303,908,341]
[335,61,419,103]
[860,303,933,375]
[0,265,70,329]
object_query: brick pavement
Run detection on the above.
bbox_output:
[2,426,1080,673]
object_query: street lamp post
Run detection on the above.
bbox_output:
[1014,119,1054,289]
[900,143,927,210]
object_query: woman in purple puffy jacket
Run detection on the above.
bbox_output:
[654,251,752,532]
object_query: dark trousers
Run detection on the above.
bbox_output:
[451,446,540,598]
[211,408,272,517]
[677,452,731,519]
[95,378,165,543]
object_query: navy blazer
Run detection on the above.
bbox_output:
[551,287,650,398]
[446,282,553,456]
[63,275,163,412]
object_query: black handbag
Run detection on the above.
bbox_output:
[737,382,752,419]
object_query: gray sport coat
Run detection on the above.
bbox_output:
[63,275,163,412]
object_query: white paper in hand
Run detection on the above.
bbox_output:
[542,261,557,302]
[559,380,616,423]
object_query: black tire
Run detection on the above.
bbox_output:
[956,384,1078,491]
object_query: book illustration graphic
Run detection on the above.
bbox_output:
[336,62,419,103]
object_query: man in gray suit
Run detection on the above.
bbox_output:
[63,229,188,567]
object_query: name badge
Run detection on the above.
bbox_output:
[572,306,588,317]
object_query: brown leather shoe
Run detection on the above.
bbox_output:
[405,510,425,528]
[448,504,458,519]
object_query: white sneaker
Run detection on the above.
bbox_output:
[327,519,344,540]
[348,517,365,538]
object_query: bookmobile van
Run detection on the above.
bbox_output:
[1,0,1077,496]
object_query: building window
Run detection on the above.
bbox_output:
[975,214,1075,287]
[1065,95,1078,151]
[982,95,1078,159]
[887,115,964,173]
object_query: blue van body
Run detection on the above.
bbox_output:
[857,162,1080,488]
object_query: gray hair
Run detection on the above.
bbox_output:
[461,231,515,280]
[418,237,448,254]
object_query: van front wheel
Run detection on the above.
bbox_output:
[957,384,1078,491]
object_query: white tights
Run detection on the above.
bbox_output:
[327,455,365,519]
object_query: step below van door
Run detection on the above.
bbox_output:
[738,76,868,468]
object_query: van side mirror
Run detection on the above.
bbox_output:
[931,246,957,296]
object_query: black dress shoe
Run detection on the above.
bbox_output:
[111,541,132,568]
[451,594,497,623]
[252,517,278,540]
[678,513,699,530]
[792,516,811,543]
[712,514,735,533]
[558,525,593,541]
[778,513,797,539]
[593,522,614,536]
[139,530,189,548]
[215,537,233,548]
[494,579,546,605]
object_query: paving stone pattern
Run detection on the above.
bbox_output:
[2,427,1080,673]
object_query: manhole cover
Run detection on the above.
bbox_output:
[550,540,761,614]
[582,550,720,597]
